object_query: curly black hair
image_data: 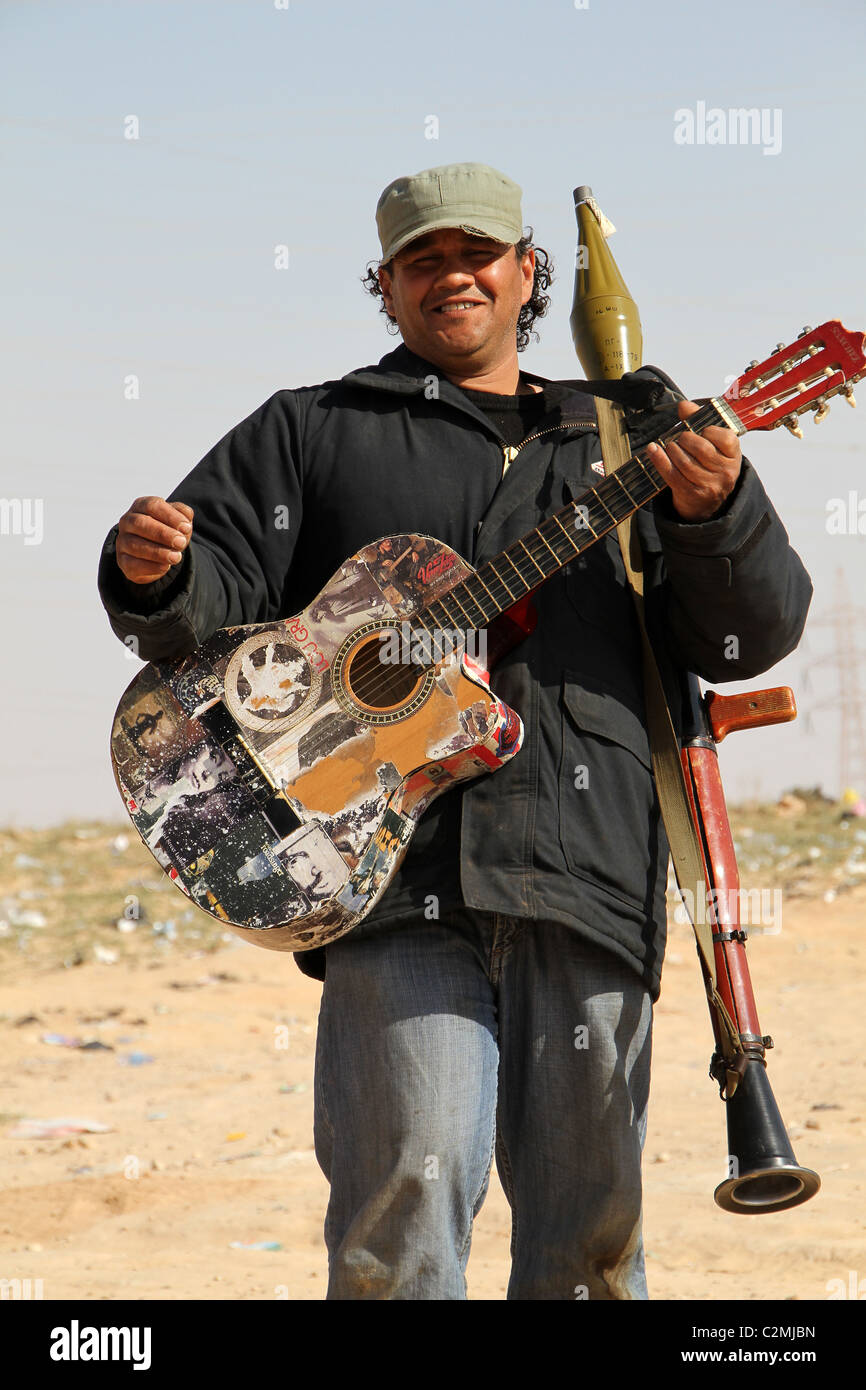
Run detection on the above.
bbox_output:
[362,230,554,352]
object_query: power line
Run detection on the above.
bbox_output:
[802,568,866,796]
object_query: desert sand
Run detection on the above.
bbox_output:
[1,817,864,1302]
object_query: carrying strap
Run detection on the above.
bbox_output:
[594,397,742,1061]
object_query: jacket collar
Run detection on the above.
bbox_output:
[338,343,677,552]
[341,343,596,440]
[343,342,583,406]
[341,342,667,425]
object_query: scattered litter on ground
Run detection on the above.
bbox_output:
[229,1240,282,1251]
[841,789,866,818]
[10,909,47,929]
[117,1051,154,1066]
[40,1033,84,1048]
[40,1033,114,1051]
[6,1117,112,1139]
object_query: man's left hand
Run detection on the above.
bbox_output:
[647,400,742,521]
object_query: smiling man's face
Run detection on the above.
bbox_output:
[377,228,534,382]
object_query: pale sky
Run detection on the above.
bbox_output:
[2,0,865,826]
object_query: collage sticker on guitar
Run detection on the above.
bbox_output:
[111,532,524,951]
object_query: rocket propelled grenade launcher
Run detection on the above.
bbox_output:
[569,183,826,1213]
[570,185,642,378]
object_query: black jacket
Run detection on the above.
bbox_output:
[98,345,812,998]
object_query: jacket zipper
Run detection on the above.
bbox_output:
[499,418,597,478]
[475,418,598,549]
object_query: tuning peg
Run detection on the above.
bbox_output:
[775,342,786,352]
[797,326,813,338]
[783,415,804,438]
[745,359,764,384]
[813,398,831,423]
[843,385,857,408]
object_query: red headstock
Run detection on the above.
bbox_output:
[722,321,865,434]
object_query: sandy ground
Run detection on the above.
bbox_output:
[1,888,863,1303]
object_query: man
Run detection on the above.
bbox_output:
[98,163,812,1299]
[138,743,237,848]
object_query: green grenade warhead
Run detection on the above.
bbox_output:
[570,185,643,380]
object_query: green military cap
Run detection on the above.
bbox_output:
[376,162,524,265]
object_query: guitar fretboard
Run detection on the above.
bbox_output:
[416,400,726,635]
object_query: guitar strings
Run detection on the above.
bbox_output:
[344,456,661,705]
[342,407,714,706]
[340,404,720,708]
[341,453,658,708]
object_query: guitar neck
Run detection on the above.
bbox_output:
[418,397,742,635]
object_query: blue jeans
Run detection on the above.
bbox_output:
[313,907,653,1300]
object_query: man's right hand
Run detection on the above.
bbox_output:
[116,497,195,584]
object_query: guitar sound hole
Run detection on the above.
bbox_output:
[344,633,424,712]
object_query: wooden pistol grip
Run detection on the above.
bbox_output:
[705,687,797,743]
[680,743,764,1043]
